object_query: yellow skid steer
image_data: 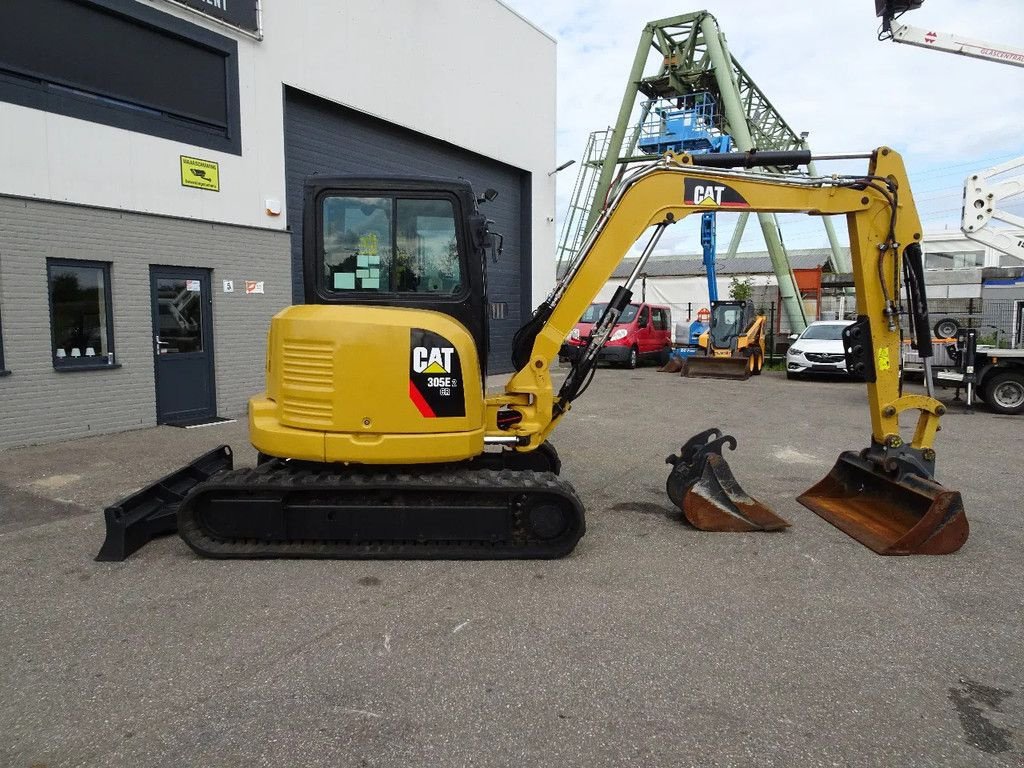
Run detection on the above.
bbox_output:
[682,300,765,380]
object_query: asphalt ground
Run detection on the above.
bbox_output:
[1,366,1021,767]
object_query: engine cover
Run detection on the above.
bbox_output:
[250,304,485,464]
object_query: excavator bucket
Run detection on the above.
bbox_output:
[798,451,969,555]
[666,429,789,532]
[684,453,790,532]
[681,355,751,380]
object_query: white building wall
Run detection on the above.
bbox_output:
[0,0,557,301]
[595,275,780,340]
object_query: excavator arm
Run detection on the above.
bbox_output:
[490,147,935,451]
[486,146,968,555]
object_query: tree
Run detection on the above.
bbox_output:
[728,275,754,301]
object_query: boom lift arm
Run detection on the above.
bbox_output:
[875,1,1024,68]
[962,155,1024,261]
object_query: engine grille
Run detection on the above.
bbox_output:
[805,352,845,363]
[280,340,334,427]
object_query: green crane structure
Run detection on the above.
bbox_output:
[555,11,850,333]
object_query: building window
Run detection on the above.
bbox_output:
[47,260,115,368]
[0,0,241,155]
[924,251,985,270]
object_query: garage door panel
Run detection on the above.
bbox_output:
[284,88,527,373]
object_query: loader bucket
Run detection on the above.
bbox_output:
[683,453,790,532]
[797,451,968,555]
[682,356,751,380]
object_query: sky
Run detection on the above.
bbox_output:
[500,0,1024,259]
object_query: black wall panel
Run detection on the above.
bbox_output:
[0,0,240,153]
[283,87,531,374]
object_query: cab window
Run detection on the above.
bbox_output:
[321,196,462,294]
[652,308,669,331]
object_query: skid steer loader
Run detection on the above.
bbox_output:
[682,300,766,380]
[97,147,968,560]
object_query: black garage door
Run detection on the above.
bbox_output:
[283,87,531,374]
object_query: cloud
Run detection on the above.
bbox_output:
[502,0,1024,254]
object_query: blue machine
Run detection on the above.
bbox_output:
[642,94,731,361]
[637,93,733,157]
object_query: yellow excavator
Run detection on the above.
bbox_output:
[683,299,766,380]
[98,147,968,561]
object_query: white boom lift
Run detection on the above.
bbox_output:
[875,0,1024,67]
[962,157,1024,260]
[875,1,1024,261]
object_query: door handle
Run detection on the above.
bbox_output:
[155,336,169,354]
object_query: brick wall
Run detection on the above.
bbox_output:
[0,196,291,449]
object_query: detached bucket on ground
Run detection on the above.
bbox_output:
[684,453,790,532]
[666,429,788,532]
[798,451,968,555]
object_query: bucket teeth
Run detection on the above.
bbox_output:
[798,451,969,555]
[665,429,787,532]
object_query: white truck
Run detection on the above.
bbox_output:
[929,338,1024,415]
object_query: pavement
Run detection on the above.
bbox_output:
[1,367,1021,767]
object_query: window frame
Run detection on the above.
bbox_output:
[652,307,669,331]
[0,0,241,155]
[637,305,650,328]
[315,191,470,303]
[46,258,117,371]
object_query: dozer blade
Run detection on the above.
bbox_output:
[682,356,751,380]
[95,445,233,561]
[797,451,968,555]
[683,453,789,532]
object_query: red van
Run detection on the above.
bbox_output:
[560,302,673,368]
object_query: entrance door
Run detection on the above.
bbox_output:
[150,267,216,424]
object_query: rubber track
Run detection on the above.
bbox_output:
[177,464,585,559]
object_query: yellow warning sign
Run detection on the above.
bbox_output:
[877,346,891,371]
[359,232,379,256]
[180,155,220,191]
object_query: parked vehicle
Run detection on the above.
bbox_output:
[785,320,855,379]
[561,302,672,368]
[683,300,766,380]
[926,328,1024,415]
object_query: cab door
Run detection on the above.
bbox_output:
[652,307,671,348]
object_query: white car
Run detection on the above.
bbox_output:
[785,320,855,379]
